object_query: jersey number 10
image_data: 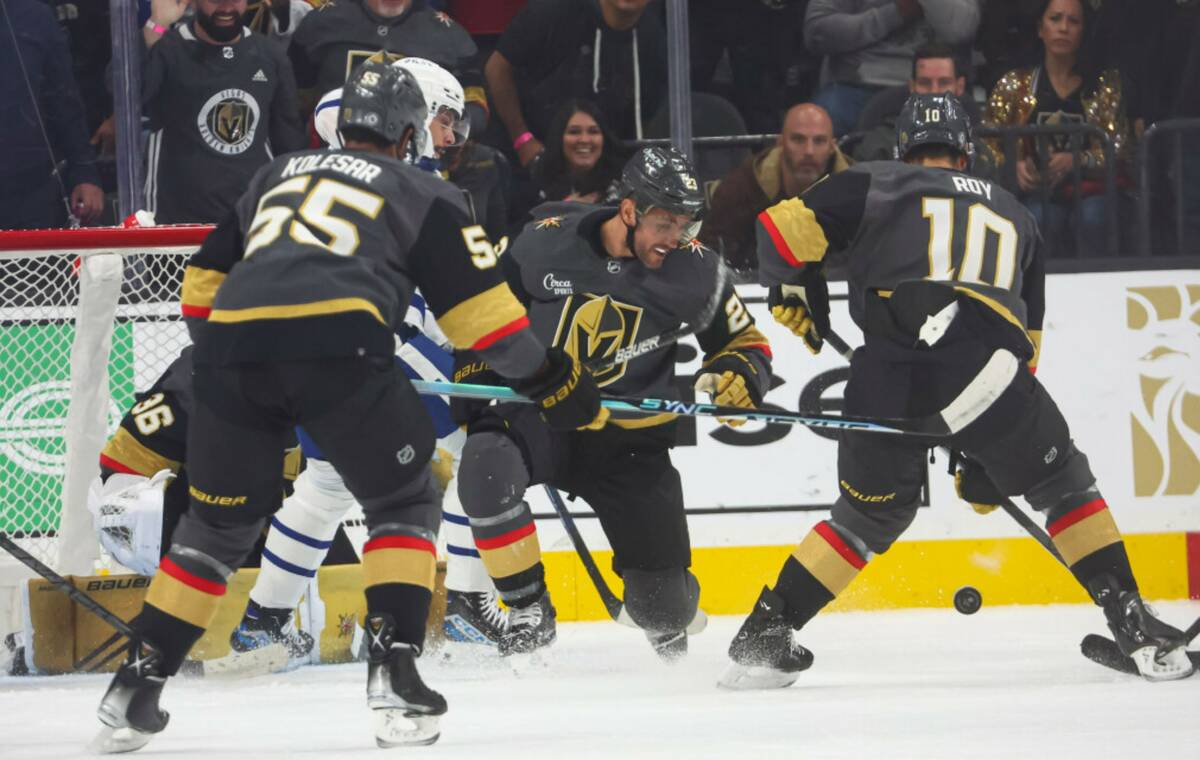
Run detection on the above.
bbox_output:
[921,197,1017,289]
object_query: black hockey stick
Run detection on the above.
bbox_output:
[0,533,137,640]
[541,485,624,621]
[583,255,730,375]
[74,629,126,672]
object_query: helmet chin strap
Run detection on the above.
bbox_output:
[624,215,639,260]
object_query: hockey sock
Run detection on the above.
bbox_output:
[362,528,437,650]
[442,470,495,594]
[773,521,869,629]
[1045,497,1138,594]
[471,506,545,608]
[140,551,230,674]
[250,459,353,610]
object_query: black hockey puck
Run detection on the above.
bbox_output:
[954,586,982,615]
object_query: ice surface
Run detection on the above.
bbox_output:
[1,602,1196,759]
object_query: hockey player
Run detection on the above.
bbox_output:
[720,93,1195,690]
[91,61,605,753]
[452,147,773,660]
[252,56,511,649]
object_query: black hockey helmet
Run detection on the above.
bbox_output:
[619,146,706,239]
[895,93,974,164]
[338,56,428,157]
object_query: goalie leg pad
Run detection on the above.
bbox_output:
[251,459,355,609]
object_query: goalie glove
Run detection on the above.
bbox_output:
[87,469,174,575]
[767,280,829,354]
[952,453,1005,515]
[694,351,763,427]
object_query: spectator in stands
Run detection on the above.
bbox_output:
[700,103,852,271]
[50,0,115,161]
[0,0,103,229]
[804,0,982,137]
[141,0,305,223]
[984,0,1130,257]
[689,0,805,135]
[288,0,487,132]
[851,42,993,180]
[484,0,667,167]
[242,0,318,44]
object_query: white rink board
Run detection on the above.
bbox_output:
[527,270,1200,550]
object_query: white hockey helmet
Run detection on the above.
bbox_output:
[390,57,468,159]
[314,87,344,148]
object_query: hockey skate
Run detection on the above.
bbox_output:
[365,613,446,747]
[1088,575,1195,682]
[718,587,814,691]
[90,641,169,754]
[646,629,688,662]
[216,600,313,676]
[499,589,556,657]
[443,589,509,646]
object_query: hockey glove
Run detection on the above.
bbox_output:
[514,348,609,431]
[952,453,1005,515]
[694,351,763,427]
[449,350,503,427]
[768,281,829,354]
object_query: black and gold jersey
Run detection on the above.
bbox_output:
[181,148,544,380]
[757,162,1046,369]
[99,349,195,479]
[508,202,772,427]
[143,23,306,224]
[289,0,485,113]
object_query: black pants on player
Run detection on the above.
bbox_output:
[136,356,441,672]
[458,403,698,632]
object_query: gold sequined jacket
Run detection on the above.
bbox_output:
[983,66,1129,171]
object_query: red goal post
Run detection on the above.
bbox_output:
[0,223,211,587]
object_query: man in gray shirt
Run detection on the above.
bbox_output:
[805,0,981,136]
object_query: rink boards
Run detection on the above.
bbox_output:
[528,269,1200,619]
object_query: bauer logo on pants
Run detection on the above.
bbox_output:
[197,89,261,155]
[1126,285,1200,497]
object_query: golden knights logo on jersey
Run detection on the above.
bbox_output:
[551,294,643,386]
[197,89,262,155]
[344,50,404,81]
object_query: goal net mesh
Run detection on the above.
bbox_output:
[0,226,207,573]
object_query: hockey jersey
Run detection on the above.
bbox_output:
[289,0,485,114]
[142,23,306,223]
[756,161,1046,369]
[507,202,772,427]
[181,147,545,381]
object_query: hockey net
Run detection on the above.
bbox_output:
[0,224,210,583]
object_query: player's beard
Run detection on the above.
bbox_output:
[195,6,242,43]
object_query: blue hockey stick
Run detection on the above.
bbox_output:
[410,379,936,437]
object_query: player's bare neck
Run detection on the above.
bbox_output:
[910,156,965,171]
[600,212,633,260]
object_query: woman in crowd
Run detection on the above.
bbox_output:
[510,99,627,225]
[984,0,1131,257]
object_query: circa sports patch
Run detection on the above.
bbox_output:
[197,88,262,155]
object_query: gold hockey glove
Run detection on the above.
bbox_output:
[514,348,609,431]
[768,282,828,354]
[694,351,763,427]
[953,454,1005,515]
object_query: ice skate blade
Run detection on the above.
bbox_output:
[374,710,440,748]
[88,725,154,754]
[1130,645,1196,682]
[717,662,800,691]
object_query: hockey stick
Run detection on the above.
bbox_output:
[583,255,730,375]
[74,629,126,672]
[828,327,1195,674]
[413,380,948,438]
[541,485,624,621]
[0,533,137,639]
